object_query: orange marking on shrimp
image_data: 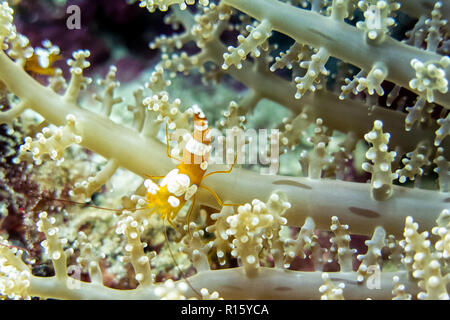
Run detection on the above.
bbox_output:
[0,242,30,256]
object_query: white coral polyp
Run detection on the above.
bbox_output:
[139,0,206,13]
[409,57,449,103]
[0,2,15,44]
[0,254,31,299]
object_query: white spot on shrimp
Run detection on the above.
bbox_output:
[192,104,205,119]
[186,138,211,157]
[163,170,190,197]
[194,123,208,131]
[168,196,180,208]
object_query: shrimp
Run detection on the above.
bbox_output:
[139,104,240,297]
[142,104,240,229]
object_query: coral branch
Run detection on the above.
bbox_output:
[23,268,420,300]
[222,19,272,70]
[71,159,120,200]
[223,0,450,108]
[362,120,397,201]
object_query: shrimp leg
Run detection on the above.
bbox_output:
[198,185,243,207]
[203,154,237,179]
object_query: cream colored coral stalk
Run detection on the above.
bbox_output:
[222,0,450,108]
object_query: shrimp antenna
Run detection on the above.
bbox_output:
[37,196,150,213]
[0,242,31,256]
[185,194,197,237]
[163,219,201,298]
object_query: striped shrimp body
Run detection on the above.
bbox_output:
[143,106,213,226]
